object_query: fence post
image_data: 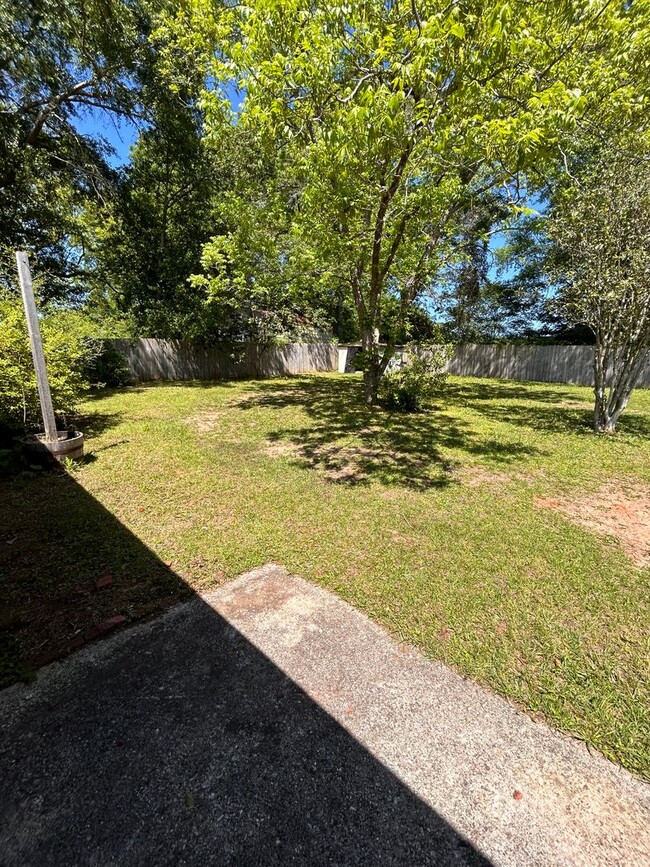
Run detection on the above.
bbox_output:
[15,251,58,441]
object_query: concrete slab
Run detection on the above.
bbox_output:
[1,564,648,866]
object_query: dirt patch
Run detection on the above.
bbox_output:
[457,467,544,489]
[263,440,302,459]
[389,530,417,547]
[184,411,224,432]
[536,482,650,568]
[311,445,397,484]
[263,440,387,483]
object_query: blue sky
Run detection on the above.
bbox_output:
[73,107,141,167]
[72,80,244,167]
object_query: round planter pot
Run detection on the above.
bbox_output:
[23,430,84,463]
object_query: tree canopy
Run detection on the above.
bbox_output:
[547,144,650,431]
[2,0,650,414]
[161,0,650,400]
[0,0,159,297]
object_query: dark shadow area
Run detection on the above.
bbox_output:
[0,470,491,866]
[84,439,130,456]
[0,470,191,682]
[82,379,239,409]
[444,379,586,405]
[444,380,650,438]
[97,378,239,392]
[72,409,125,438]
[238,376,544,489]
[85,384,148,401]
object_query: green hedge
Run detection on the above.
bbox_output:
[0,292,130,433]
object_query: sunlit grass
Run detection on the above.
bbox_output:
[1,374,649,777]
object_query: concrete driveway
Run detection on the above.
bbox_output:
[1,565,648,866]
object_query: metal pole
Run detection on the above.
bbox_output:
[15,251,58,442]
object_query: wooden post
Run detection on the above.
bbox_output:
[15,251,58,442]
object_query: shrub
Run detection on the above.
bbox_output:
[83,340,133,388]
[0,292,97,432]
[379,343,452,412]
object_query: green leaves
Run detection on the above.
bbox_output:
[0,292,100,431]
[0,0,155,298]
[545,141,650,429]
[448,21,466,39]
[153,0,650,393]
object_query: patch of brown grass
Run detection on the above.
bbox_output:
[318,446,381,482]
[184,411,224,432]
[456,467,544,489]
[536,482,650,568]
[263,440,302,459]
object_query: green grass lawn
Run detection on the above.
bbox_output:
[1,374,649,777]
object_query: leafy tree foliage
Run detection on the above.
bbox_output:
[432,191,518,342]
[4,0,650,403]
[167,0,650,402]
[0,291,102,431]
[547,146,650,433]
[189,131,336,343]
[490,214,598,343]
[379,343,451,411]
[89,87,219,338]
[0,0,156,298]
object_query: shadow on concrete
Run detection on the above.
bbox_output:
[0,469,492,866]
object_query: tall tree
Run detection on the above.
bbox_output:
[0,0,154,298]
[168,0,650,403]
[547,146,650,433]
[433,191,513,342]
[90,88,219,337]
[192,134,355,344]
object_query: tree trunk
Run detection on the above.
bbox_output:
[593,340,648,433]
[593,343,608,432]
[361,327,381,405]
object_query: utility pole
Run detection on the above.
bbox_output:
[15,251,58,442]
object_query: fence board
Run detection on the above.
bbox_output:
[112,339,650,388]
[111,339,338,382]
[445,344,650,387]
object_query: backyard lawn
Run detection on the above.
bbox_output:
[1,373,649,778]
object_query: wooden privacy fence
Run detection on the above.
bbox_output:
[339,343,650,387]
[111,339,338,382]
[111,339,650,387]
[445,343,650,388]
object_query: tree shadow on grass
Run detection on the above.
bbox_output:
[238,376,544,489]
[72,409,125,438]
[445,379,588,405]
[445,380,650,439]
[0,468,492,866]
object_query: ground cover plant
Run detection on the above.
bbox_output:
[0,373,648,778]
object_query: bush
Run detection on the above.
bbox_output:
[83,340,133,388]
[0,292,97,432]
[379,343,452,412]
